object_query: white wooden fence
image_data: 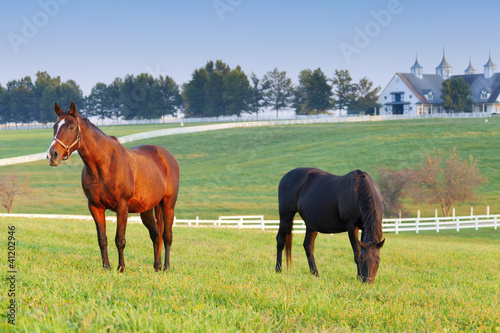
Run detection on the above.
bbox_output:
[1,213,498,234]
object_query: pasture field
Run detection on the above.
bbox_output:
[1,117,499,218]
[0,122,203,159]
[0,217,498,332]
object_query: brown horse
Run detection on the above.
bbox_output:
[276,168,385,283]
[47,102,179,272]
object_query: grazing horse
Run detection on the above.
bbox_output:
[275,168,385,283]
[47,102,179,272]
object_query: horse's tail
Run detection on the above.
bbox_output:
[154,201,165,235]
[285,232,293,269]
[352,170,383,239]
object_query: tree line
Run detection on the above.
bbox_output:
[0,61,381,123]
[0,60,477,124]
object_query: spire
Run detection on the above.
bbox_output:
[436,48,453,79]
[465,56,477,75]
[484,51,496,79]
[411,53,423,79]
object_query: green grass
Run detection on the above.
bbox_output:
[0,122,201,159]
[0,217,498,332]
[1,117,499,218]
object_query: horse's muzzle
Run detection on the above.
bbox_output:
[47,149,61,167]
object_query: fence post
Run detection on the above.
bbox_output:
[416,210,420,234]
[238,217,243,229]
[475,215,479,231]
[454,208,459,232]
[395,216,399,235]
[196,216,199,227]
[470,207,473,217]
[173,216,176,227]
[260,216,265,231]
[486,206,490,217]
[495,215,498,230]
[435,209,439,233]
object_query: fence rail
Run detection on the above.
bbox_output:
[1,213,498,234]
[0,112,492,131]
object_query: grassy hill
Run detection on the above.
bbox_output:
[1,217,498,331]
[1,117,499,218]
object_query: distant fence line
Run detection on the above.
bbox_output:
[0,112,493,131]
[1,213,498,234]
[0,112,494,166]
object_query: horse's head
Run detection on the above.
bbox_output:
[358,238,385,284]
[47,102,81,167]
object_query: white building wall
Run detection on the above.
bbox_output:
[378,74,419,116]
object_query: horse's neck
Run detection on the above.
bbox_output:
[77,121,114,175]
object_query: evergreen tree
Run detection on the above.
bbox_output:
[305,68,333,115]
[293,69,312,114]
[223,66,251,116]
[332,69,356,113]
[183,68,209,117]
[0,84,6,123]
[351,77,381,115]
[441,77,473,113]
[262,68,293,119]
[247,73,267,117]
[86,82,110,120]
[153,75,183,118]
[5,77,36,124]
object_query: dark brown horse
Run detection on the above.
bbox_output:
[275,168,385,283]
[47,102,179,272]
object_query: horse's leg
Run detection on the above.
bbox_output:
[141,208,163,271]
[89,204,110,269]
[162,196,176,271]
[276,211,295,273]
[347,225,362,279]
[303,227,319,277]
[115,203,129,272]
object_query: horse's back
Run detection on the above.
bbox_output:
[278,168,334,214]
[279,168,359,233]
[130,144,179,197]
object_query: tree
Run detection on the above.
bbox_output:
[441,77,473,113]
[183,67,210,117]
[292,69,312,114]
[0,84,5,123]
[86,82,111,120]
[153,75,183,118]
[305,68,333,115]
[183,60,251,117]
[5,77,36,124]
[247,73,267,117]
[332,69,356,113]
[262,68,293,119]
[223,66,251,116]
[411,148,486,217]
[34,71,61,123]
[0,173,29,214]
[376,166,414,218]
[351,77,381,115]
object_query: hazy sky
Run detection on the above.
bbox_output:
[1,0,500,96]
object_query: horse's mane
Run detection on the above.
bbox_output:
[81,116,117,141]
[352,170,383,241]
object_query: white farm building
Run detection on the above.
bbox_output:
[378,52,500,115]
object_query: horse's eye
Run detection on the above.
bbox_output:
[69,126,75,130]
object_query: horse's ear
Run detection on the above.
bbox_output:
[54,103,62,116]
[377,239,385,249]
[69,101,77,116]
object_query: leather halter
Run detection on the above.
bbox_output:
[53,117,81,161]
